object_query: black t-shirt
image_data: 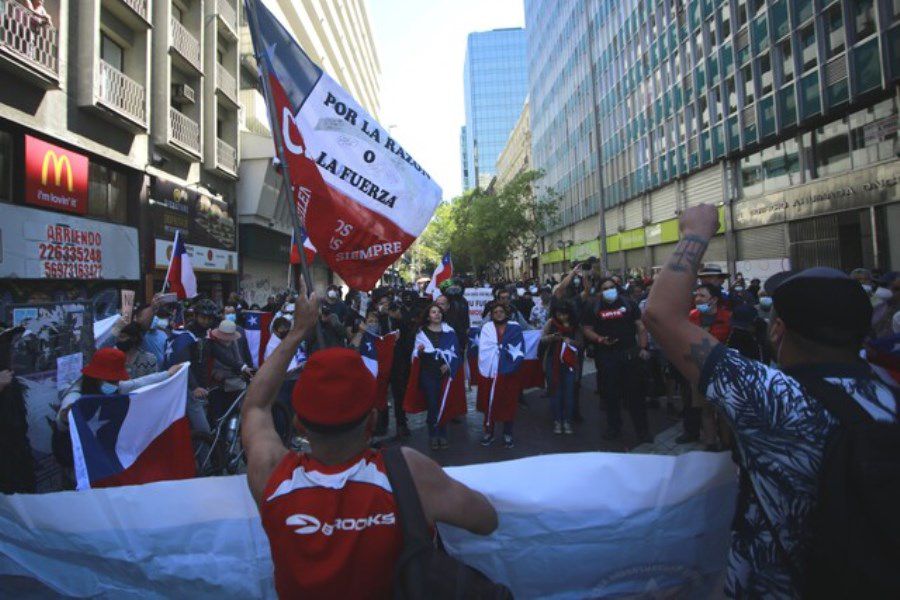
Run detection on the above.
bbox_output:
[582,298,640,353]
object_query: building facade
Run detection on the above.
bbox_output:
[237,0,381,303]
[461,27,529,191]
[527,0,900,281]
[0,0,242,318]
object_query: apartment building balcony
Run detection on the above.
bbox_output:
[113,0,150,25]
[216,0,237,40]
[216,137,238,177]
[94,59,147,130]
[216,62,238,105]
[170,15,201,73]
[0,0,59,87]
[168,106,201,159]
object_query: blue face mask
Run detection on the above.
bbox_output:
[152,316,169,330]
[697,303,712,314]
[100,382,118,395]
[224,313,237,322]
[759,297,773,309]
[602,288,618,303]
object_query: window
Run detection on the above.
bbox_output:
[700,95,710,129]
[760,95,776,137]
[800,71,821,117]
[741,152,764,197]
[721,7,732,39]
[737,0,749,28]
[726,76,738,113]
[760,53,773,95]
[815,119,852,177]
[849,100,899,166]
[771,1,790,40]
[711,86,723,122]
[794,0,814,23]
[853,0,877,40]
[825,5,845,59]
[779,40,795,84]
[752,14,769,54]
[853,37,882,93]
[172,4,184,23]
[780,83,798,124]
[88,164,127,224]
[801,25,817,72]
[762,140,801,191]
[742,63,755,105]
[100,33,124,72]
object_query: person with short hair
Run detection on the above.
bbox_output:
[241,285,497,598]
[115,322,158,378]
[644,204,899,598]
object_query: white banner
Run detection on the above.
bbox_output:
[0,204,139,280]
[464,287,494,327]
[154,239,239,274]
[0,452,736,599]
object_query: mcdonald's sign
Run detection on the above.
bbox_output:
[25,135,89,215]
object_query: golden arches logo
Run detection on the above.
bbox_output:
[41,151,74,191]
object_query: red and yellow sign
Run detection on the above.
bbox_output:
[24,135,89,215]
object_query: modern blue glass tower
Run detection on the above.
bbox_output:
[461,28,529,190]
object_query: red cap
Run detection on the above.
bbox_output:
[292,348,376,427]
[82,348,131,382]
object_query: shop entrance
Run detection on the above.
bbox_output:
[788,209,879,272]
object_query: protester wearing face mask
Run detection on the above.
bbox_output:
[224,304,255,369]
[756,289,774,323]
[581,278,651,442]
[142,306,173,365]
[322,285,349,323]
[115,322,158,378]
[871,273,899,338]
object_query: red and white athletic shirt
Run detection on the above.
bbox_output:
[260,449,402,599]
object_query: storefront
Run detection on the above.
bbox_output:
[239,224,330,306]
[0,128,143,321]
[146,178,239,304]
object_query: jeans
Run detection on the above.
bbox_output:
[186,393,211,435]
[551,367,576,422]
[595,351,648,436]
[419,370,447,438]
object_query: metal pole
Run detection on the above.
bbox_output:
[244,0,324,345]
[584,0,608,272]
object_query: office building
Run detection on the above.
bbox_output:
[0,0,242,311]
[527,0,900,280]
[237,0,381,302]
[461,27,528,191]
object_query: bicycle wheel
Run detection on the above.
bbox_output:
[192,431,226,476]
[271,402,294,446]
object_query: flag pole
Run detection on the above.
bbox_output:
[244,0,324,347]
[161,230,178,295]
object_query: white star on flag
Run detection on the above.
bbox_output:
[435,346,458,365]
[246,315,258,326]
[85,408,111,437]
[505,342,524,362]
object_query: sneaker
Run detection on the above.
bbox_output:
[675,433,699,444]
[480,433,494,447]
[553,421,563,435]
[503,434,514,448]
[429,438,440,451]
[563,421,574,435]
[439,437,449,449]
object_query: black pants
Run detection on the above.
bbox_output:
[594,350,648,436]
[381,353,410,429]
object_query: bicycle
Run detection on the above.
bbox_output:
[191,390,295,476]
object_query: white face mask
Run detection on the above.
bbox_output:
[861,284,873,294]
[327,290,338,300]
[602,288,618,303]
[874,287,893,301]
[100,382,118,395]
[152,317,169,330]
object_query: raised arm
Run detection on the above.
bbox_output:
[552,264,581,299]
[242,281,319,504]
[642,205,721,387]
[402,447,498,535]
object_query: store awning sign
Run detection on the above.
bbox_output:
[25,135,89,215]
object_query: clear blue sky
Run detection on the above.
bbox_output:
[369,0,525,200]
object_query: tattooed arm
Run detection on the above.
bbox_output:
[642,204,722,386]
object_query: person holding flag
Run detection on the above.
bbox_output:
[476,301,526,448]
[425,253,454,300]
[356,307,400,435]
[403,304,466,450]
[164,230,197,300]
[541,304,583,435]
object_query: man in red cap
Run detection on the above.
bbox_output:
[242,281,498,599]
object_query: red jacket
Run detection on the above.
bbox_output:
[689,307,732,343]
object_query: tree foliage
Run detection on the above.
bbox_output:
[401,170,558,280]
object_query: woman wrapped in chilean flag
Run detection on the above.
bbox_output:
[476,302,526,449]
[403,304,466,450]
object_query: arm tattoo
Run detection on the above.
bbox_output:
[667,234,709,273]
[686,337,717,372]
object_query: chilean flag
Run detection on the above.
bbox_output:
[164,231,197,300]
[404,324,466,424]
[289,227,316,265]
[469,327,544,391]
[359,330,399,411]
[68,364,195,490]
[264,332,306,372]
[476,321,526,426]
[242,311,274,369]
[245,0,442,290]
[425,252,453,299]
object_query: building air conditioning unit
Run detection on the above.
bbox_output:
[172,83,196,105]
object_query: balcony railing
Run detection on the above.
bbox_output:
[98,60,146,126]
[217,0,237,33]
[0,0,59,80]
[216,138,237,174]
[120,0,148,21]
[216,63,237,102]
[170,16,201,71]
[169,107,200,155]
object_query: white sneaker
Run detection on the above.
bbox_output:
[553,421,562,434]
[563,421,574,435]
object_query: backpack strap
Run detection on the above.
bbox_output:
[789,372,874,426]
[383,445,433,552]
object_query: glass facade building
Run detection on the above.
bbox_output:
[527,0,900,276]
[462,28,529,190]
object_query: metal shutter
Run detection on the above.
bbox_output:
[684,164,724,207]
[704,235,727,262]
[607,250,624,273]
[735,224,788,260]
[624,248,646,270]
[650,183,678,222]
[624,198,643,229]
[651,242,679,267]
[605,207,623,233]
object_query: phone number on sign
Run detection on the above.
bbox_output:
[38,243,102,263]
[42,262,103,279]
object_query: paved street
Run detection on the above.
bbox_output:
[379,365,697,467]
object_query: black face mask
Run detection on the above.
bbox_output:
[115,339,137,352]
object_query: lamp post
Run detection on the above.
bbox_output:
[556,239,574,270]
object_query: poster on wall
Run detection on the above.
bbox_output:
[0,204,140,280]
[7,301,95,492]
[24,135,89,215]
[150,179,236,251]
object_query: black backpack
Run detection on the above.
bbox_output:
[790,373,900,598]
[382,446,513,600]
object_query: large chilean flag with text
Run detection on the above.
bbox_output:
[245,0,442,290]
